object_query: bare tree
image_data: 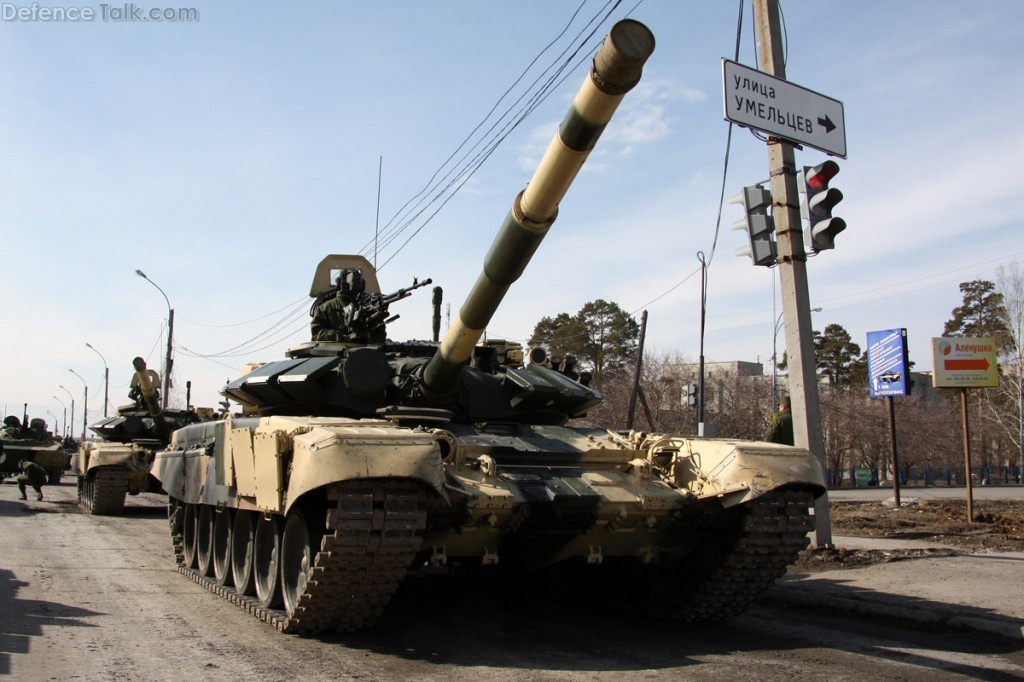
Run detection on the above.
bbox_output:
[994,260,1024,481]
[577,318,1018,487]
[580,349,771,439]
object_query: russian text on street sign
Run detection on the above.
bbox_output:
[867,328,910,397]
[931,337,999,388]
[722,59,847,158]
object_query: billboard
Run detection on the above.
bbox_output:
[931,337,999,388]
[867,328,910,398]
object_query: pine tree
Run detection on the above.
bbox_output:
[529,300,638,378]
[813,323,863,386]
[943,280,1011,347]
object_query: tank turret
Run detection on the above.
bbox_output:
[153,20,826,637]
[222,21,655,425]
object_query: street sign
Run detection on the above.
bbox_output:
[722,59,847,158]
[867,328,910,397]
[931,337,999,388]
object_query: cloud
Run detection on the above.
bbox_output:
[513,76,709,171]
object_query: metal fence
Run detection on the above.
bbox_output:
[827,465,1023,488]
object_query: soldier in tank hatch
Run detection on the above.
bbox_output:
[310,268,386,344]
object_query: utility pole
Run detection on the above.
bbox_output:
[627,310,648,431]
[70,369,88,443]
[52,395,67,438]
[165,308,174,409]
[753,0,832,546]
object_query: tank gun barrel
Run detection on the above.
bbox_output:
[422,19,655,396]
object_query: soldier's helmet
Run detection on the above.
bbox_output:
[344,269,364,293]
[334,269,365,297]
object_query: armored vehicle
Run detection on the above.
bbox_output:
[153,20,825,635]
[78,358,202,515]
[0,416,71,484]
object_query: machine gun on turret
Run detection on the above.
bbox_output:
[351,277,433,337]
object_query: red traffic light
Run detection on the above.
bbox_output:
[805,160,840,191]
[800,161,844,252]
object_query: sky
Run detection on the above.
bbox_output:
[2,0,1022,435]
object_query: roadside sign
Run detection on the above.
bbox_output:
[867,328,910,397]
[931,337,999,388]
[722,59,847,158]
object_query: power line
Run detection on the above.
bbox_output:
[632,0,745,312]
[177,295,308,328]
[362,0,628,270]
[165,2,637,363]
[180,2,630,362]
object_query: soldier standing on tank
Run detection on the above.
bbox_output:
[16,459,47,501]
[763,395,794,445]
[128,363,161,406]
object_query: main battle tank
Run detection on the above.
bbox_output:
[78,358,202,515]
[0,416,70,484]
[152,20,825,635]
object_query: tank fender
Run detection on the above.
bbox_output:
[153,420,237,505]
[655,437,826,506]
[77,442,96,473]
[275,419,447,516]
[81,443,134,471]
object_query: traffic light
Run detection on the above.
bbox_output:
[730,185,776,266]
[800,160,846,252]
[684,382,698,407]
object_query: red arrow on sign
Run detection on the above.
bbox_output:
[944,358,990,371]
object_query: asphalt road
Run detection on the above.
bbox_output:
[3,480,1023,681]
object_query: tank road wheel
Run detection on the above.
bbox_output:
[231,510,256,596]
[196,505,215,576]
[254,515,283,609]
[212,508,233,586]
[281,508,325,618]
[182,504,198,569]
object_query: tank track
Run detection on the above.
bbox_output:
[171,480,427,635]
[81,468,130,515]
[676,488,816,621]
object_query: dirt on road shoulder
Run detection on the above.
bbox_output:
[792,498,1024,573]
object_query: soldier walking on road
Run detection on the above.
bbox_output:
[17,459,47,501]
